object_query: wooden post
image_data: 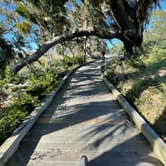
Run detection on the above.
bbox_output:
[80,155,88,166]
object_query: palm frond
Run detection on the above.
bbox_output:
[15,21,32,34]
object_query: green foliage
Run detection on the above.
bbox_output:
[16,2,29,17]
[0,55,83,145]
[27,70,60,100]
[2,67,24,84]
[63,56,74,67]
[13,92,39,112]
[63,55,84,68]
[74,55,84,64]
[0,105,27,143]
[15,21,32,35]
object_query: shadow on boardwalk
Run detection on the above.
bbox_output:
[6,62,163,166]
[86,131,162,165]
[87,136,162,166]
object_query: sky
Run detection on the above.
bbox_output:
[160,0,166,10]
[0,0,166,49]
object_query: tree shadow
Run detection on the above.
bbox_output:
[108,58,166,92]
[87,134,163,166]
[71,109,163,166]
[107,58,166,116]
[72,111,163,165]
[6,60,163,166]
[6,100,122,165]
[6,61,122,165]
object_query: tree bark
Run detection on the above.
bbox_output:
[109,0,145,55]
[10,27,117,74]
[123,42,134,58]
[83,37,87,63]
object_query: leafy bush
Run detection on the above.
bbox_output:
[73,55,84,64]
[13,92,39,112]
[0,105,27,143]
[27,71,60,100]
[0,55,84,145]
[62,55,84,68]
[63,56,74,67]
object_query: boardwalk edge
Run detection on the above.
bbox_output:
[0,62,91,166]
[102,73,166,166]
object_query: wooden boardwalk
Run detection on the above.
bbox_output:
[6,62,162,166]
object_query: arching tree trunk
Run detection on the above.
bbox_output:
[8,0,158,75]
[10,28,117,74]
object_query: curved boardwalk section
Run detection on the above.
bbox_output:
[6,61,162,166]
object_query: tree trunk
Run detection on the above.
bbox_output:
[61,42,65,57]
[83,37,87,63]
[123,41,134,58]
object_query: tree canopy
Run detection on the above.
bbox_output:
[0,0,161,73]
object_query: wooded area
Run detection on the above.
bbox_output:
[0,0,161,73]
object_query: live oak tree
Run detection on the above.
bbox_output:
[1,0,160,73]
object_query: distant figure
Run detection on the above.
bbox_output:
[101,48,106,61]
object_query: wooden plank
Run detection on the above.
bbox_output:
[102,74,166,165]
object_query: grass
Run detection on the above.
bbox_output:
[104,46,166,140]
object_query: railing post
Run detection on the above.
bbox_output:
[80,155,88,166]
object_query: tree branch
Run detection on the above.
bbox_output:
[10,27,118,74]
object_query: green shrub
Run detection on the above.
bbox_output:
[13,91,39,113]
[63,56,74,67]
[62,55,84,68]
[0,105,27,144]
[27,70,60,99]
[0,56,83,145]
[73,55,84,64]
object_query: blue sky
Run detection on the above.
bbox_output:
[159,0,166,10]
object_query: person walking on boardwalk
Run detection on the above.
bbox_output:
[101,47,106,61]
